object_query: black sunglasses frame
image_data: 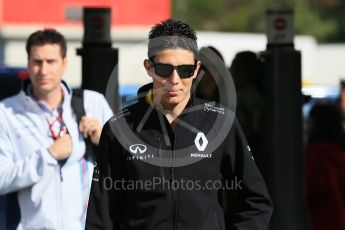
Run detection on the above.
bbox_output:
[150,61,197,79]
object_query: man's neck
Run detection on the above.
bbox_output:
[154,95,190,125]
[32,87,64,110]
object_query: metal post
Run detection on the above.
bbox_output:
[257,8,309,230]
[77,7,119,111]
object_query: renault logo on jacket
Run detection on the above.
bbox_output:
[194,132,208,151]
[129,144,147,154]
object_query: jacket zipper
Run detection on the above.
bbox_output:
[170,167,177,230]
[59,165,63,181]
[56,166,63,229]
[157,137,165,178]
[170,136,177,230]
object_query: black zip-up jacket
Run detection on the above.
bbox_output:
[86,84,273,230]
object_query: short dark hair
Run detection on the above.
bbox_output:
[26,28,67,58]
[308,103,345,149]
[149,18,197,41]
[147,19,198,59]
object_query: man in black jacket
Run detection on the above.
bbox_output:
[86,18,273,230]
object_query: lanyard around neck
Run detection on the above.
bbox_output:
[46,112,63,140]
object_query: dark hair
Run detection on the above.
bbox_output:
[147,19,198,59]
[229,51,262,90]
[308,103,345,149]
[149,18,197,41]
[230,51,260,79]
[341,79,345,89]
[26,28,67,58]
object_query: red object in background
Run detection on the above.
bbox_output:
[305,141,345,230]
[1,0,170,26]
[17,71,29,80]
[274,17,287,31]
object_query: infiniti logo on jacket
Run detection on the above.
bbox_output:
[129,144,147,154]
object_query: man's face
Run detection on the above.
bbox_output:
[144,48,200,109]
[28,44,67,97]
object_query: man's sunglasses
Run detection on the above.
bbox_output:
[151,62,196,78]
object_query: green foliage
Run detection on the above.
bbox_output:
[172,0,341,42]
[293,0,337,41]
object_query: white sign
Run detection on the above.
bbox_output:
[266,9,294,45]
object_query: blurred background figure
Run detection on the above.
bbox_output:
[229,51,264,153]
[304,103,345,230]
[338,79,345,120]
[194,46,224,102]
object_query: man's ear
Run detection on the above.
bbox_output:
[63,57,68,73]
[144,59,154,78]
[191,60,202,80]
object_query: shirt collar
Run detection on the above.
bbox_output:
[27,83,68,115]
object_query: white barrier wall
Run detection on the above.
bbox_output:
[315,44,345,85]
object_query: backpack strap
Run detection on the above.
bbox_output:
[71,89,96,162]
[71,88,85,124]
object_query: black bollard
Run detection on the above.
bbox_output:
[77,7,119,112]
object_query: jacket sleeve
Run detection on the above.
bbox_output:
[86,121,125,230]
[222,119,273,230]
[0,112,56,195]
